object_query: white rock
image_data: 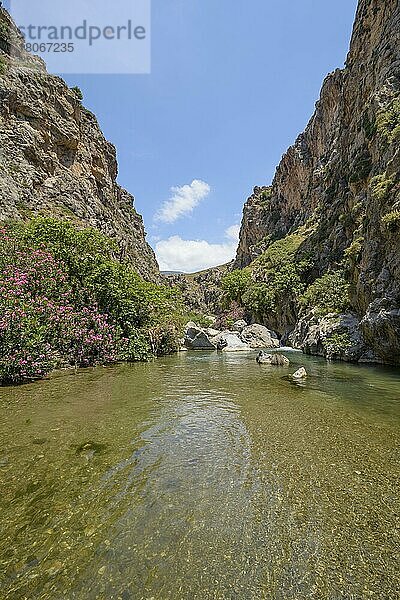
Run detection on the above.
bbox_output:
[292,367,307,379]
[241,324,280,348]
[212,331,251,352]
[205,327,220,337]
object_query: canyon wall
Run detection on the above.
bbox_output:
[0,8,159,281]
[235,0,400,363]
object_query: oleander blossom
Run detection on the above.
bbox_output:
[0,218,183,385]
[0,229,119,383]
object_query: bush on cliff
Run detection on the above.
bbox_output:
[0,218,183,384]
[221,268,251,306]
[301,270,350,317]
[0,56,7,76]
[220,233,309,323]
[381,210,400,232]
[242,234,308,319]
[376,97,400,144]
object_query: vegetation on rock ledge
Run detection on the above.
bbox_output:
[300,270,350,317]
[376,97,400,144]
[221,232,310,322]
[220,228,352,329]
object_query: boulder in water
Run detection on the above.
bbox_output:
[241,324,280,349]
[292,367,307,379]
[256,351,290,366]
[270,353,290,366]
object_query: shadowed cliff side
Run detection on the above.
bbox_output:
[0,7,159,281]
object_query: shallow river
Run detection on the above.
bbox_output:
[0,350,399,599]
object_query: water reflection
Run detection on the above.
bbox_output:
[0,352,399,599]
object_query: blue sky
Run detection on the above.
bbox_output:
[7,0,358,272]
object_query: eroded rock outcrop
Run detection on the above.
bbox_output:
[290,312,377,363]
[0,8,159,281]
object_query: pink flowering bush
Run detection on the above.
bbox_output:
[0,219,184,385]
[0,231,119,383]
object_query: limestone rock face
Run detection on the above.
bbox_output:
[234,0,400,363]
[360,301,400,363]
[184,323,217,350]
[0,8,159,281]
[291,312,377,363]
[241,324,280,349]
[232,320,248,333]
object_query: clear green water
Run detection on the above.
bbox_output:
[0,351,399,599]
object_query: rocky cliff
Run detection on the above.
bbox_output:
[164,264,229,315]
[234,0,400,364]
[0,8,159,281]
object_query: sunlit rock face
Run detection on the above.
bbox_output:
[0,8,159,281]
[235,0,400,363]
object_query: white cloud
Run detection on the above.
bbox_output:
[225,224,240,242]
[155,180,210,224]
[155,224,240,273]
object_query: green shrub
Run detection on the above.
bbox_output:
[324,332,352,357]
[301,270,350,316]
[243,263,306,317]
[240,233,309,318]
[344,237,364,262]
[376,98,400,144]
[381,210,400,232]
[17,217,117,285]
[221,268,252,305]
[338,212,354,227]
[370,173,396,201]
[0,217,184,383]
[219,232,310,322]
[254,233,305,270]
[185,312,214,328]
[259,187,272,204]
[71,86,83,101]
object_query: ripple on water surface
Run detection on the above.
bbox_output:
[0,351,399,599]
